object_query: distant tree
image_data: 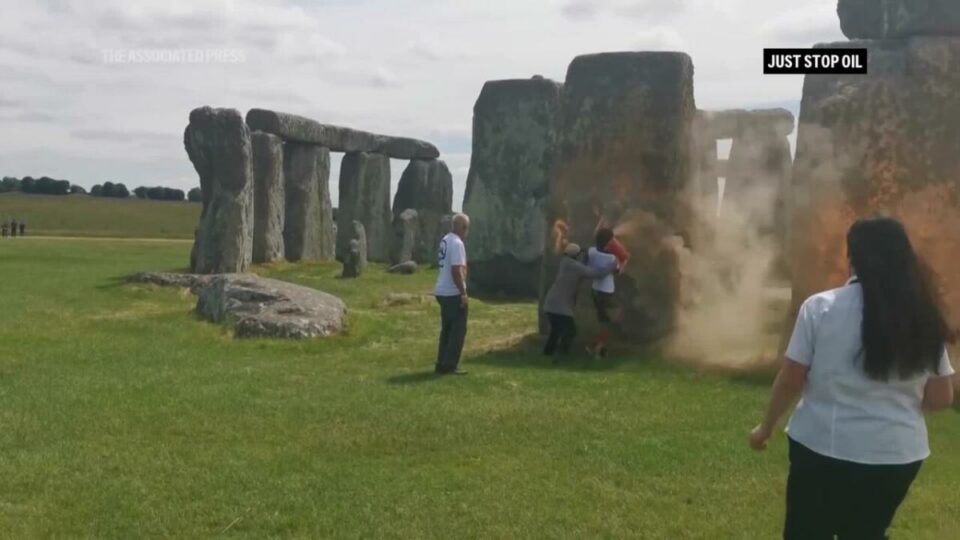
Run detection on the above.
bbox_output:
[20,177,36,193]
[90,184,103,197]
[70,185,87,194]
[112,183,130,198]
[187,187,202,202]
[101,181,116,197]
[133,186,148,199]
[0,177,19,192]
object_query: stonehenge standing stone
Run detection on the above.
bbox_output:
[725,109,794,236]
[341,221,367,278]
[838,0,960,39]
[337,152,391,262]
[540,52,696,342]
[251,132,285,264]
[184,106,254,274]
[391,208,419,264]
[283,143,335,262]
[790,38,960,357]
[392,159,453,264]
[463,77,562,298]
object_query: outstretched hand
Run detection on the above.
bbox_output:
[749,424,772,451]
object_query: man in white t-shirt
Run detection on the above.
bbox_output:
[434,213,470,375]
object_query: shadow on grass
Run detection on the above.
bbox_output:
[467,333,636,372]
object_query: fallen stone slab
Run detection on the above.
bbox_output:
[196,274,346,339]
[127,272,211,291]
[246,108,439,160]
[387,261,418,275]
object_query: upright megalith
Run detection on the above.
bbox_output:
[184,106,254,274]
[542,52,696,342]
[283,143,335,261]
[337,152,391,262]
[725,109,794,241]
[790,37,960,344]
[463,77,562,298]
[391,208,419,264]
[392,159,453,263]
[838,0,960,39]
[251,132,285,263]
[341,221,367,278]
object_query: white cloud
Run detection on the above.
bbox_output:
[562,0,687,21]
[634,27,686,51]
[0,0,837,204]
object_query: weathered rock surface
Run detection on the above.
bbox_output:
[387,261,418,275]
[838,0,960,39]
[392,159,453,264]
[790,38,960,355]
[390,208,419,264]
[246,109,439,159]
[463,77,562,298]
[184,106,254,274]
[337,152,391,262]
[127,272,211,291]
[341,221,367,278]
[251,132,285,263]
[196,274,346,339]
[283,143,335,261]
[541,52,696,342]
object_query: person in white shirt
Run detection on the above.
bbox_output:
[433,213,470,375]
[749,217,955,539]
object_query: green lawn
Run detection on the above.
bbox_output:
[0,192,200,239]
[0,238,957,538]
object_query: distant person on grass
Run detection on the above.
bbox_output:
[585,227,630,358]
[1,222,7,237]
[19,220,25,236]
[9,218,17,237]
[542,242,617,363]
[749,217,955,539]
[434,213,470,376]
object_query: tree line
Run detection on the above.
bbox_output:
[1,176,201,202]
[1,176,83,195]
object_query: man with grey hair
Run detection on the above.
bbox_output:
[434,213,470,375]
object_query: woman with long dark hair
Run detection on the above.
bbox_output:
[749,217,955,538]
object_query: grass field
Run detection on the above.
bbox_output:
[0,192,200,239]
[1,238,958,538]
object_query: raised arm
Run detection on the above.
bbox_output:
[570,258,616,279]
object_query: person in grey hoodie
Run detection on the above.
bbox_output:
[541,243,617,360]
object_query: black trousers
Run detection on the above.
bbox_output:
[435,295,468,372]
[543,313,576,355]
[785,438,922,540]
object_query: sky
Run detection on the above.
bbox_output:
[0,0,845,209]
